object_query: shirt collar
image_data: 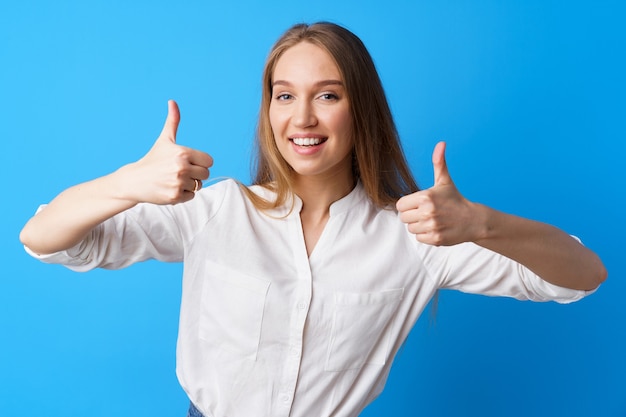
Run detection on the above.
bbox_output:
[253,181,367,218]
[328,180,366,217]
[291,180,366,217]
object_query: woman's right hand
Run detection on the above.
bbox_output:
[20,100,213,255]
[120,100,213,205]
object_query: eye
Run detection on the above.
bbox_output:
[275,93,293,101]
[319,93,339,100]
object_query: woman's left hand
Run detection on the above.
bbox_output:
[397,142,606,289]
[396,142,484,246]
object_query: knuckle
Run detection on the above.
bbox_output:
[418,233,443,247]
[172,146,190,161]
[173,164,190,178]
[164,187,186,205]
[431,234,444,246]
[422,208,434,220]
[166,195,181,205]
[421,189,433,200]
[407,223,419,234]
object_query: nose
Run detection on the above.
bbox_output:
[292,100,317,128]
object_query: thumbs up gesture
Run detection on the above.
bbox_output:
[396,142,480,246]
[125,100,214,205]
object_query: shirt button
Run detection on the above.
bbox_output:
[297,301,307,310]
[280,393,290,403]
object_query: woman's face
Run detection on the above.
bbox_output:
[269,41,354,182]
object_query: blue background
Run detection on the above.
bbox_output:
[1,1,624,416]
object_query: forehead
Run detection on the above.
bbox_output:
[273,42,342,82]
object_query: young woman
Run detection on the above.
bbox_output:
[20,22,606,417]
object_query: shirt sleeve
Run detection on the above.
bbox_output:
[24,179,230,272]
[415,240,596,304]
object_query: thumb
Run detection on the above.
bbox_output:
[159,99,180,143]
[432,141,452,186]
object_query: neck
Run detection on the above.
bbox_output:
[290,162,355,258]
[293,172,355,216]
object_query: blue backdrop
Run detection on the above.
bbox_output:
[1,1,624,416]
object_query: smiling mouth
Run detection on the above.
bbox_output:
[290,137,328,146]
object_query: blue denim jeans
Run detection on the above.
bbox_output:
[187,402,204,417]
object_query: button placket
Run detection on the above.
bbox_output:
[276,215,313,415]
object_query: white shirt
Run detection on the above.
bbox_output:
[28,179,591,417]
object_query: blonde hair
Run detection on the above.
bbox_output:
[244,22,419,210]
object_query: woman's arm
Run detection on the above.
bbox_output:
[20,100,213,255]
[470,204,605,291]
[396,142,607,291]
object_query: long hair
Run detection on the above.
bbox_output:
[244,22,419,210]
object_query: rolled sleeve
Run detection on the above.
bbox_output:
[23,203,186,271]
[417,241,594,304]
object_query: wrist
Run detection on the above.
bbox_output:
[470,202,494,243]
[108,163,143,206]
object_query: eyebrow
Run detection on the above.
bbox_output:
[272,79,344,88]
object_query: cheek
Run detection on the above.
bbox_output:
[268,112,285,153]
[334,110,353,141]
[268,108,277,132]
[269,108,285,137]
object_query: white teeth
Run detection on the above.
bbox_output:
[292,137,323,146]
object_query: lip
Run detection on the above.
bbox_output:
[289,133,327,139]
[288,134,328,155]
